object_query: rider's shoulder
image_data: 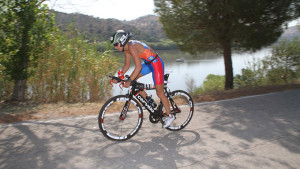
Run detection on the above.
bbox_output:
[129,40,144,50]
[129,40,141,46]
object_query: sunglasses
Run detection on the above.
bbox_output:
[113,43,119,47]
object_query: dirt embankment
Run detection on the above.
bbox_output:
[1,84,300,124]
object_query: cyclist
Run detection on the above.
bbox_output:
[110,30,175,128]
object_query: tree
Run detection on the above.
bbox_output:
[154,0,300,89]
[0,0,56,101]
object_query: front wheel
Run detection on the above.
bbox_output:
[166,90,194,131]
[98,95,143,141]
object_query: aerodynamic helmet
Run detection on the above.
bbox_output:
[110,30,131,47]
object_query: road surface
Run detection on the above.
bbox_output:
[1,89,299,169]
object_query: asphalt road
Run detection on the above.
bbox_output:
[1,89,299,169]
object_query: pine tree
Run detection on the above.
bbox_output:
[154,0,300,89]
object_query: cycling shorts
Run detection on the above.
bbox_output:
[140,56,165,85]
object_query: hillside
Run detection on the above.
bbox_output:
[125,15,166,40]
[53,11,299,44]
[54,11,165,42]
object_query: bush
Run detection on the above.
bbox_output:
[234,69,257,87]
[234,57,265,88]
[194,74,225,94]
[26,33,118,103]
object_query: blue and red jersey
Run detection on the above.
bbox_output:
[128,40,165,85]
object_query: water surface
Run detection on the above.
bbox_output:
[113,48,271,96]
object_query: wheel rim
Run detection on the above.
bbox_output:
[99,96,143,140]
[167,91,194,130]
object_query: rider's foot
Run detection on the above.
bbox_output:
[162,114,175,128]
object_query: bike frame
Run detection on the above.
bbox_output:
[130,88,162,116]
[110,74,181,121]
[121,84,180,122]
[99,75,194,141]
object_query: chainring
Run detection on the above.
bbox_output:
[149,114,160,123]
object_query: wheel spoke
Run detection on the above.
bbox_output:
[166,90,194,131]
[98,95,143,141]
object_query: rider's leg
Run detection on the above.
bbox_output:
[136,73,170,115]
[156,83,175,128]
[135,73,147,99]
[155,84,171,115]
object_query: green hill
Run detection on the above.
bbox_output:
[53,11,299,48]
[54,11,166,42]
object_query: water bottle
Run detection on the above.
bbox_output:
[146,95,157,108]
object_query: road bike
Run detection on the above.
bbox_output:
[98,74,194,141]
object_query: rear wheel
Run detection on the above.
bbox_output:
[165,90,194,131]
[98,95,143,141]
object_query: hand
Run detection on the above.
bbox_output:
[109,77,118,86]
[122,80,131,88]
[112,79,118,84]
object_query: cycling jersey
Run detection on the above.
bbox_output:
[128,40,165,85]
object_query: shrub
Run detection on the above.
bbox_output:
[194,74,225,94]
[26,33,118,103]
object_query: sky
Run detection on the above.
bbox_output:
[44,0,299,26]
[44,0,156,21]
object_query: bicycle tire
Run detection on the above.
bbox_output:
[98,95,143,141]
[166,90,194,131]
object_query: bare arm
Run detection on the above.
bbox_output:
[122,51,131,74]
[128,45,142,80]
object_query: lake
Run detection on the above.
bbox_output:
[112,48,272,96]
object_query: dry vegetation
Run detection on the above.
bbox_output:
[1,83,299,124]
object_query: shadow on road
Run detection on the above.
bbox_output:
[193,90,300,168]
[95,130,200,169]
[0,90,299,169]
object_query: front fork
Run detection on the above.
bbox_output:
[120,95,132,120]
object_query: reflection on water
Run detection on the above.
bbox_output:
[112,48,271,96]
